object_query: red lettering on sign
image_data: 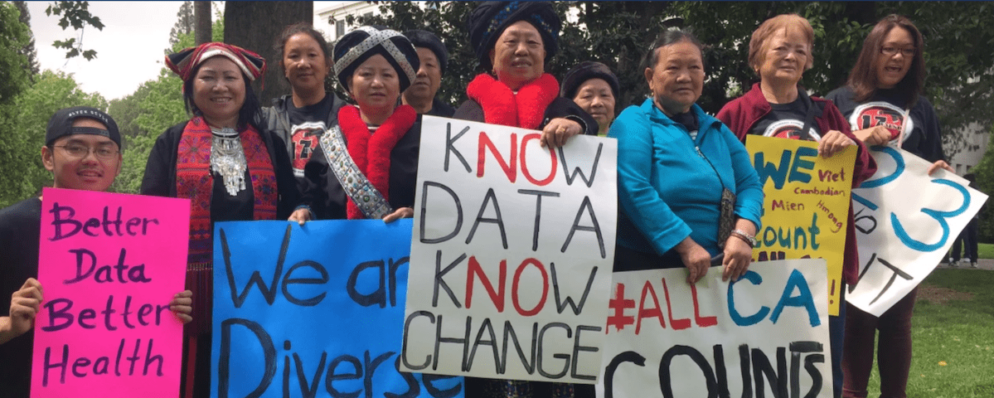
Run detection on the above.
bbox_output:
[465,256,506,312]
[520,133,557,186]
[636,280,665,334]
[661,278,691,330]
[511,258,548,316]
[477,132,517,182]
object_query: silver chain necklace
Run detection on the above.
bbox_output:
[209,127,247,196]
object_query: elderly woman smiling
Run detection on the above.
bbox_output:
[455,1,597,148]
[609,30,762,285]
[459,4,597,397]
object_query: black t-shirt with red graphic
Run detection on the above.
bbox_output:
[283,95,335,178]
[749,96,822,141]
[826,86,945,162]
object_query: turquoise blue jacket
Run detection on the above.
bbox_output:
[609,99,763,257]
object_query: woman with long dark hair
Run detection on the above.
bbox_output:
[825,15,953,398]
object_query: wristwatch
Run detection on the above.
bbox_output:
[731,229,757,247]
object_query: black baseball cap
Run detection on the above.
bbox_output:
[45,106,122,148]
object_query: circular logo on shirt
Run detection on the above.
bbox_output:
[849,101,914,145]
[290,121,328,176]
[763,119,822,141]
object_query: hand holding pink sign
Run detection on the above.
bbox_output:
[31,188,189,397]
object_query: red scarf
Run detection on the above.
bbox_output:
[466,73,560,129]
[337,104,416,219]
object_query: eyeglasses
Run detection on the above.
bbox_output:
[54,145,119,160]
[881,47,915,57]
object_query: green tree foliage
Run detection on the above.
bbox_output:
[0,1,33,206]
[362,2,993,161]
[169,1,195,48]
[677,2,994,160]
[0,71,107,207]
[107,84,153,140]
[45,1,104,60]
[110,17,224,194]
[972,126,994,242]
[13,1,40,78]
[0,2,30,105]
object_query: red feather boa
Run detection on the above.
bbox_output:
[337,104,416,219]
[466,73,559,129]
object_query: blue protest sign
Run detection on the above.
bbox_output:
[211,219,463,397]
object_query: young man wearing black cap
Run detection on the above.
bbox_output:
[0,106,193,397]
[402,29,456,117]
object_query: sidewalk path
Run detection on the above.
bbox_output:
[935,258,994,271]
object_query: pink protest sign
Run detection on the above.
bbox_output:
[30,187,190,397]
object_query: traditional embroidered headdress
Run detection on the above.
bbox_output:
[333,26,421,93]
[467,1,561,71]
[166,42,266,83]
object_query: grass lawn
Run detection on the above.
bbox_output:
[862,269,994,397]
[977,243,994,259]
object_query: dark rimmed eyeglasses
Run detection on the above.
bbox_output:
[54,145,119,160]
[881,47,915,57]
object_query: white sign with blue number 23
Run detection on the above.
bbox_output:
[847,146,987,316]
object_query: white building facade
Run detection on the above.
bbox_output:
[949,123,991,175]
[314,2,389,43]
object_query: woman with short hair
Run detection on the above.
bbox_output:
[716,15,877,397]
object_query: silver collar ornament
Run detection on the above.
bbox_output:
[210,127,247,196]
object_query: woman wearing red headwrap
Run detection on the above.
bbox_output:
[141,42,300,398]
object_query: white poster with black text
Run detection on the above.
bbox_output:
[596,259,831,398]
[400,116,618,384]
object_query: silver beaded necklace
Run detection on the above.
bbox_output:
[209,126,247,196]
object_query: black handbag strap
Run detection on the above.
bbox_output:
[798,89,823,141]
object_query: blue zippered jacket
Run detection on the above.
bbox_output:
[609,99,763,258]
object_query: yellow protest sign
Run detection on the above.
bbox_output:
[746,136,855,315]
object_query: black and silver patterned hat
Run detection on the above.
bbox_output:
[467,2,561,71]
[333,26,421,93]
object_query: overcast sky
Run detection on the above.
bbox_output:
[27,1,340,101]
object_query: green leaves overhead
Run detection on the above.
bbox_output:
[46,1,104,60]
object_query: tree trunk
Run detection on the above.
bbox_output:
[224,1,313,106]
[194,1,212,45]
